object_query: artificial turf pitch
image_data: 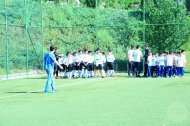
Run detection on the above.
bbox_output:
[0,74,190,126]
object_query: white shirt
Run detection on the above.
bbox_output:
[63,56,73,65]
[106,54,115,62]
[88,55,94,64]
[79,54,84,62]
[73,55,81,62]
[177,56,185,67]
[83,54,89,62]
[166,56,174,66]
[58,57,64,64]
[181,54,187,63]
[158,56,165,66]
[102,55,106,64]
[128,49,134,61]
[173,55,178,66]
[134,49,142,62]
[147,56,152,66]
[152,56,157,66]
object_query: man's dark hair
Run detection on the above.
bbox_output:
[181,50,185,53]
[96,48,100,52]
[88,51,92,54]
[66,52,70,56]
[73,52,77,55]
[136,45,140,49]
[50,45,55,51]
[84,49,88,52]
[131,45,134,49]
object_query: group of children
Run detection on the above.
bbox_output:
[146,51,186,78]
[54,49,115,79]
[128,45,187,78]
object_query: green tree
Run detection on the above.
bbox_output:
[145,0,190,52]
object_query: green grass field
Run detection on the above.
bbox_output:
[0,74,190,126]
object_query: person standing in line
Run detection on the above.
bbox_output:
[63,52,73,79]
[158,53,165,78]
[106,50,115,77]
[83,49,90,78]
[166,52,174,78]
[134,45,143,77]
[44,46,63,93]
[143,45,150,77]
[177,52,186,77]
[78,50,84,78]
[147,52,152,78]
[88,51,95,78]
[181,50,187,76]
[151,53,157,77]
[102,52,106,78]
[94,49,104,78]
[127,45,135,76]
[72,52,81,78]
[54,47,60,79]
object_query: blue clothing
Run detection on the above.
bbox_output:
[177,67,184,76]
[44,69,56,92]
[148,66,152,77]
[167,66,173,77]
[44,51,56,92]
[158,65,165,77]
[44,52,56,70]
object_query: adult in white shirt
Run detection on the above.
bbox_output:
[133,45,142,77]
[128,45,135,76]
[106,50,115,77]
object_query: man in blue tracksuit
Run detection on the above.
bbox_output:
[44,46,63,93]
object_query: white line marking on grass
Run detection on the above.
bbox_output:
[0,78,108,100]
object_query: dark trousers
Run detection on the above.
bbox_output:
[151,66,157,77]
[54,64,58,77]
[128,61,134,76]
[144,63,148,77]
[134,62,141,77]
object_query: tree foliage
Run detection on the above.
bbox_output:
[145,0,190,53]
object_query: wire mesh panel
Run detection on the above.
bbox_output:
[8,26,26,75]
[0,26,6,77]
[43,27,96,53]
[0,0,190,78]
[0,1,5,25]
[27,28,43,71]
[2,0,26,78]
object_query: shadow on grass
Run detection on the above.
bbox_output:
[24,77,47,79]
[6,91,43,94]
